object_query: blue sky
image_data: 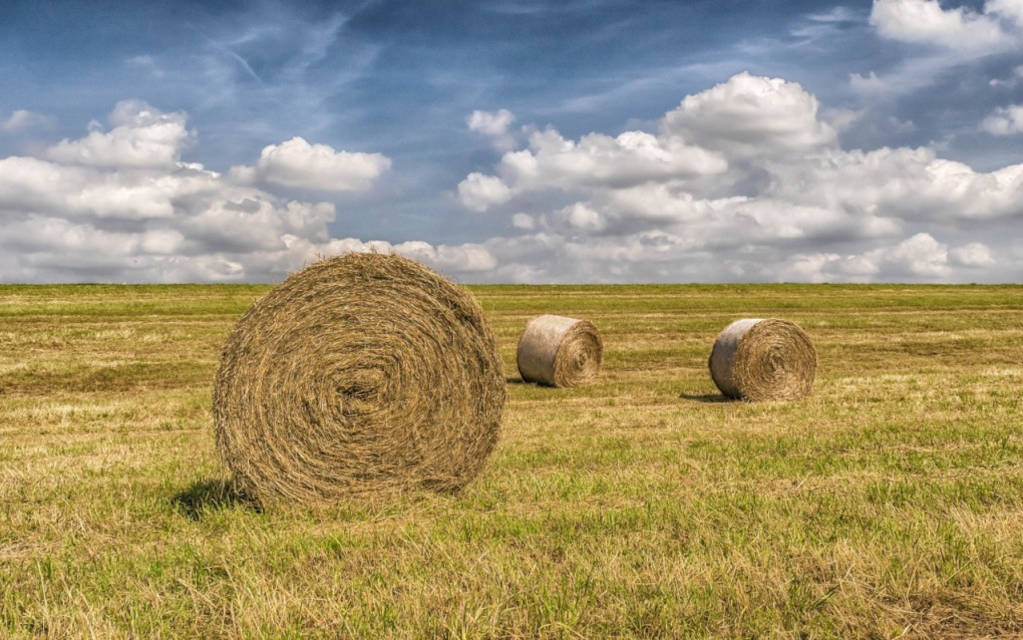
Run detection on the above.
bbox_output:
[2,0,1022,282]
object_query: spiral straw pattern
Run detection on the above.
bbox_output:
[213,253,505,504]
[516,315,603,387]
[709,318,817,401]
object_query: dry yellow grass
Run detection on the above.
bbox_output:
[2,283,1022,638]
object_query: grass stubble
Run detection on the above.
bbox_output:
[1,283,1022,638]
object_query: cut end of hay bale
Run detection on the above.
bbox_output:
[516,314,603,387]
[212,252,505,505]
[708,318,817,401]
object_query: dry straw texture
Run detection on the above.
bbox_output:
[213,253,505,505]
[709,318,817,401]
[517,314,603,387]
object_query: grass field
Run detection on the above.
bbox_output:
[2,283,1023,639]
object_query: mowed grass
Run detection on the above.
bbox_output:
[2,283,1023,639]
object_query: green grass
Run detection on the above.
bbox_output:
[2,283,1022,638]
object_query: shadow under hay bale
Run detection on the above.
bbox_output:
[708,318,817,401]
[516,314,602,387]
[172,479,260,520]
[679,392,734,404]
[213,253,506,506]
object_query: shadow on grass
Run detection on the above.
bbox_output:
[505,376,529,385]
[172,478,261,520]
[679,392,733,404]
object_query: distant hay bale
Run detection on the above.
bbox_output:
[212,253,506,504]
[708,318,817,401]
[516,314,603,387]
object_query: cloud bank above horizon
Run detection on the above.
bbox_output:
[1,0,1022,283]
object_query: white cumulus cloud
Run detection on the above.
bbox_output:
[0,102,490,283]
[243,136,392,192]
[951,242,996,266]
[869,0,1014,51]
[981,104,1023,134]
[46,100,193,168]
[662,72,837,157]
[1,109,54,132]
[457,172,514,212]
[987,0,1023,27]
[456,125,726,213]
[854,1,1023,98]
[467,109,518,151]
[455,71,1023,283]
[777,235,999,282]
[511,213,535,230]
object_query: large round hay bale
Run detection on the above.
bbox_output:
[516,314,602,387]
[212,253,505,504]
[708,318,816,401]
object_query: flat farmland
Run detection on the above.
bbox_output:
[2,283,1022,639]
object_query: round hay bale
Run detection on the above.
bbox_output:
[708,318,817,401]
[516,314,602,387]
[212,253,505,504]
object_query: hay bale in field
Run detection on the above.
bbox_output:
[212,253,506,504]
[516,314,602,387]
[708,318,816,401]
